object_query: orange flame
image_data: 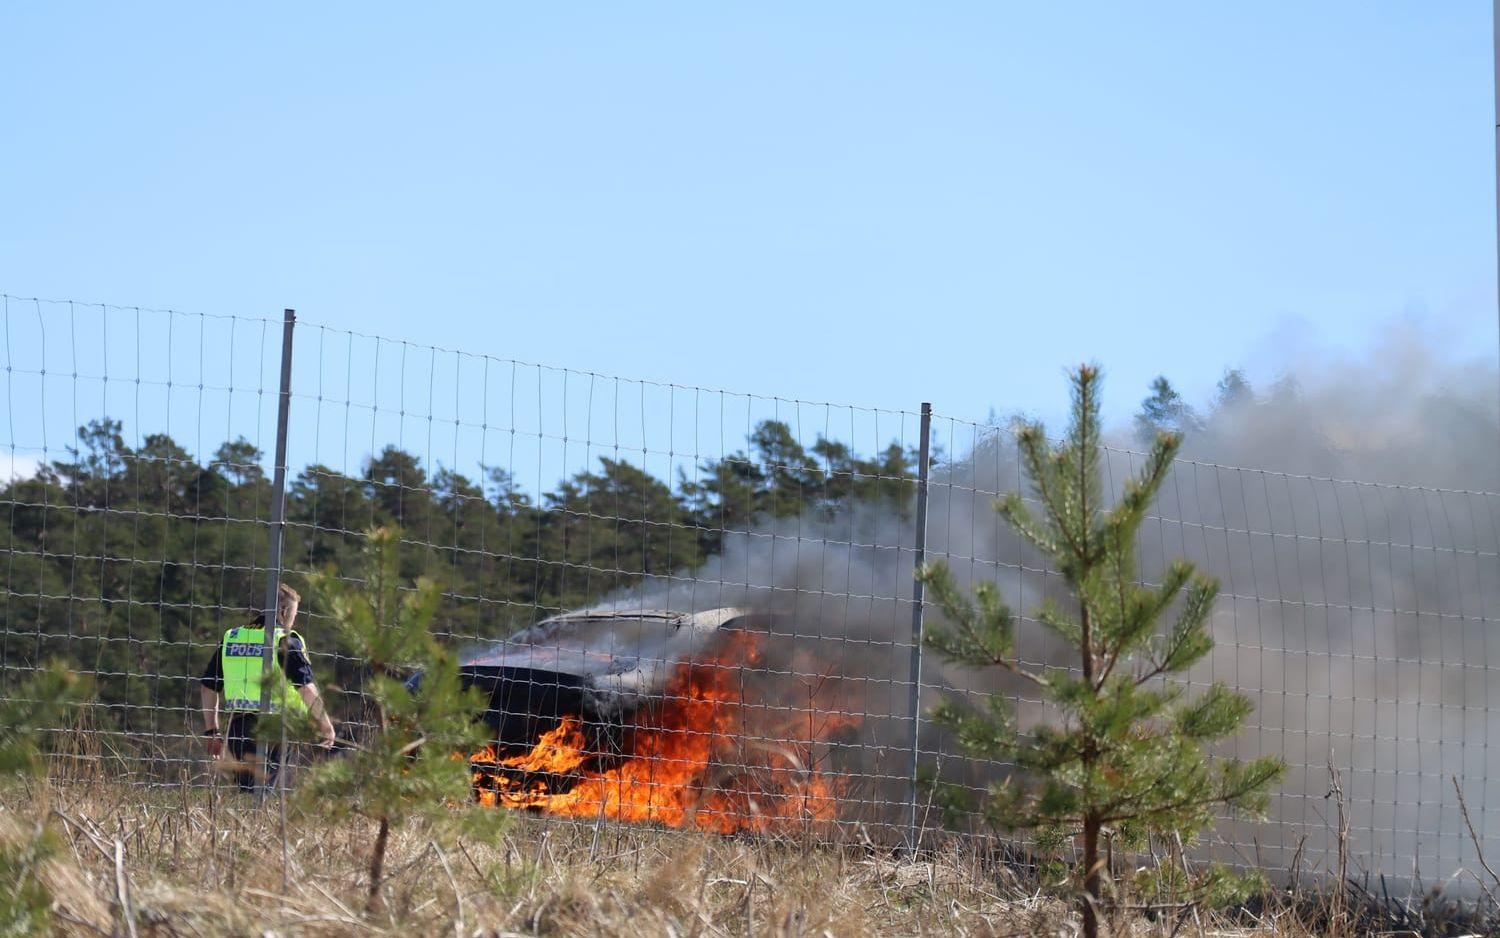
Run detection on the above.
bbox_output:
[469,630,858,833]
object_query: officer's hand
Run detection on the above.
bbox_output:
[204,731,223,760]
[317,719,336,750]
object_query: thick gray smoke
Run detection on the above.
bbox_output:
[599,324,1500,885]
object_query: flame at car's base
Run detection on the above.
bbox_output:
[468,631,858,833]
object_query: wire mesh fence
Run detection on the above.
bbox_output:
[3,293,1497,885]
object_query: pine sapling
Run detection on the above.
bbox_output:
[301,526,501,913]
[918,366,1285,938]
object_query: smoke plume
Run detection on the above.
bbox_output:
[600,322,1500,884]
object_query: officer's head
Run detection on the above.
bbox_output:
[250,582,302,629]
[275,583,301,628]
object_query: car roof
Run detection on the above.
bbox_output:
[536,606,749,629]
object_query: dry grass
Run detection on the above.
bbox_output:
[0,776,1448,937]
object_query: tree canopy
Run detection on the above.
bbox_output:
[0,416,915,768]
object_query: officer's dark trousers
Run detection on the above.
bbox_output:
[225,712,281,794]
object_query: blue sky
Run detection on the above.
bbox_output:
[1,3,1495,474]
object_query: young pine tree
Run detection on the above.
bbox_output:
[301,526,501,913]
[918,367,1284,938]
[0,663,88,935]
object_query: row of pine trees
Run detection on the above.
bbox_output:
[0,416,916,740]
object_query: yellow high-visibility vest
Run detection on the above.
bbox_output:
[220,625,310,715]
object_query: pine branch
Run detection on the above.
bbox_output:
[1016,424,1084,564]
[1099,757,1286,826]
[1034,600,1082,647]
[995,492,1059,557]
[1137,576,1218,685]
[920,561,1049,689]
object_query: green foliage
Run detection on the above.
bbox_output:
[309,526,445,685]
[0,417,913,756]
[1133,375,1201,444]
[0,663,89,935]
[1129,858,1266,919]
[0,821,57,938]
[919,366,1285,935]
[679,420,919,551]
[1213,369,1253,411]
[539,458,706,603]
[301,526,504,910]
[0,664,86,778]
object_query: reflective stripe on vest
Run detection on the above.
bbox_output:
[220,625,311,715]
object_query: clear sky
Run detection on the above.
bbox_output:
[2,3,1495,439]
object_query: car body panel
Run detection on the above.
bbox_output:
[459,607,751,750]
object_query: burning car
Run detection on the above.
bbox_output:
[422,605,857,831]
[456,607,753,770]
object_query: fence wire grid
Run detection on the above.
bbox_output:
[2,294,1495,884]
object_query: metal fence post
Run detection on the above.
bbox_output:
[904,402,933,851]
[258,309,296,890]
[259,307,297,747]
[258,310,296,738]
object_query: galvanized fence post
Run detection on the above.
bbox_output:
[904,402,932,851]
[258,310,297,721]
[257,309,296,890]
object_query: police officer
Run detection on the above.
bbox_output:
[199,583,336,791]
